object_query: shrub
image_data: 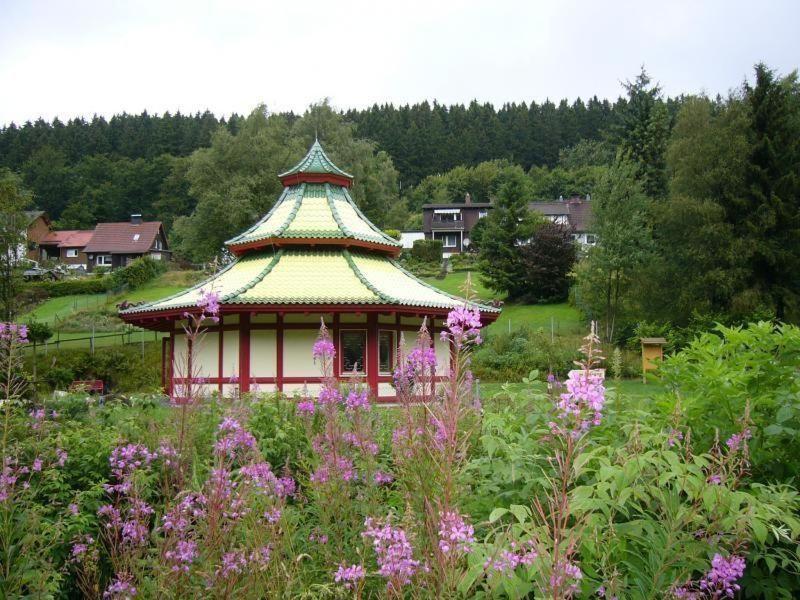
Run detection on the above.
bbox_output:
[472,325,579,381]
[383,228,401,241]
[110,256,167,290]
[27,277,113,297]
[448,252,479,272]
[29,342,162,392]
[410,238,443,263]
[660,321,800,482]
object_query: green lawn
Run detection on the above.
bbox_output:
[422,271,584,335]
[479,378,666,404]
[22,294,108,325]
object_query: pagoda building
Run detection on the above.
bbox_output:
[120,141,500,401]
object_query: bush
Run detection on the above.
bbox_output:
[27,277,113,297]
[410,239,443,263]
[448,252,479,272]
[29,342,163,392]
[383,228,401,241]
[110,256,167,290]
[660,321,800,482]
[472,325,579,381]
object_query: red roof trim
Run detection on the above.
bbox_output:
[120,303,501,328]
[227,237,402,257]
[278,173,352,188]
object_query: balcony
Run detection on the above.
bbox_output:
[430,219,464,230]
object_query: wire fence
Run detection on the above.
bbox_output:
[22,328,166,355]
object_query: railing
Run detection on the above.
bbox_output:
[430,219,465,229]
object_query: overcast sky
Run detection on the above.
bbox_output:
[1,0,798,126]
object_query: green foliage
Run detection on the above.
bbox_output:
[30,343,162,392]
[477,166,540,299]
[24,318,53,345]
[27,276,113,297]
[383,228,401,241]
[661,321,800,482]
[173,102,400,261]
[517,222,577,303]
[410,238,443,263]
[573,159,654,342]
[448,252,479,272]
[472,326,578,381]
[249,395,311,474]
[0,168,31,320]
[110,256,167,290]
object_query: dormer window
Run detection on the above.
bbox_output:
[133,234,140,241]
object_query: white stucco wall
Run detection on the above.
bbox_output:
[283,330,320,377]
[249,330,276,377]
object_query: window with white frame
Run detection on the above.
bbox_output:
[440,233,459,248]
[378,330,394,374]
[478,209,488,219]
[433,209,462,222]
[96,255,112,266]
[65,248,78,258]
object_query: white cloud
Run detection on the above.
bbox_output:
[0,0,798,124]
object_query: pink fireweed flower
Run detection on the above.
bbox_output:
[317,386,342,406]
[56,448,68,467]
[334,564,366,589]
[484,540,538,574]
[217,550,248,579]
[442,305,483,345]
[344,389,370,411]
[103,573,137,599]
[707,473,723,485]
[667,429,684,447]
[108,444,156,483]
[438,511,476,555]
[362,517,421,588]
[165,539,198,573]
[374,471,394,485]
[550,369,606,438]
[550,560,583,595]
[68,503,79,516]
[197,289,220,322]
[725,429,752,453]
[32,457,42,472]
[296,398,315,415]
[214,418,257,460]
[312,330,336,362]
[699,554,746,597]
[249,545,272,569]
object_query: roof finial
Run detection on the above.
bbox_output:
[314,127,318,143]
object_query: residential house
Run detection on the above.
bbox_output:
[23,211,51,262]
[422,194,492,256]
[529,196,596,246]
[82,215,170,271]
[37,229,94,268]
[420,195,595,255]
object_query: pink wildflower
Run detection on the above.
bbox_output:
[438,511,475,555]
[334,564,366,589]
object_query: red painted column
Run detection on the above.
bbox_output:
[276,314,284,393]
[218,315,224,395]
[168,330,175,396]
[239,313,251,394]
[367,313,379,398]
[332,313,340,378]
[161,336,168,392]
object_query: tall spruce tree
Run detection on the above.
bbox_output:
[740,64,800,319]
[477,166,538,299]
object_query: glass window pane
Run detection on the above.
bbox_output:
[341,330,366,374]
[379,331,394,373]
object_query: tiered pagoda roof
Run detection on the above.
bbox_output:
[121,141,499,322]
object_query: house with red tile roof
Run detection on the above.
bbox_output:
[82,215,170,271]
[38,229,94,267]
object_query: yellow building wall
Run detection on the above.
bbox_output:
[283,330,320,377]
[250,330,277,377]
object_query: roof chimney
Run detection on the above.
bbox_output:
[131,214,142,225]
[464,192,472,205]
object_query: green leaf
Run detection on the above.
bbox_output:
[751,519,768,544]
[489,507,509,523]
[509,504,531,524]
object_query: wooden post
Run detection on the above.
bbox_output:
[239,313,251,394]
[366,313,379,398]
[276,314,284,392]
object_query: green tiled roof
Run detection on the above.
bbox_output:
[225,183,401,249]
[279,139,353,179]
[121,249,499,315]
